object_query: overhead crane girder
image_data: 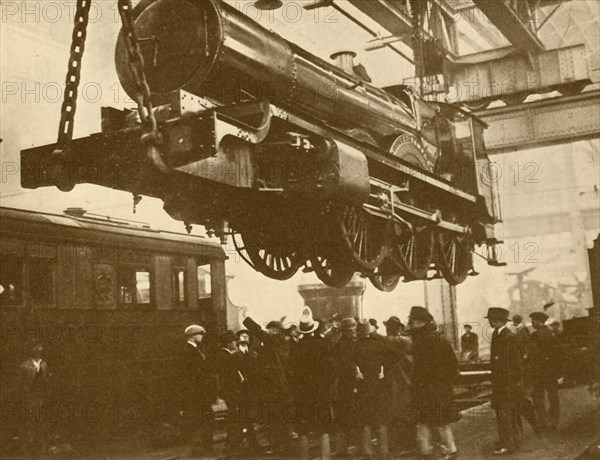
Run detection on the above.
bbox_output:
[471,0,546,53]
[475,89,600,155]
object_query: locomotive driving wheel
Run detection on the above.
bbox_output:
[234,232,304,281]
[368,259,401,292]
[311,255,355,288]
[339,206,387,271]
[391,224,434,280]
[436,230,473,285]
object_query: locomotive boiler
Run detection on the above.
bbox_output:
[20,0,503,291]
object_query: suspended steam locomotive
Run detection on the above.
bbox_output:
[21,0,503,291]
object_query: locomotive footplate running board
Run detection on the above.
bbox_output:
[21,99,485,239]
[21,106,476,199]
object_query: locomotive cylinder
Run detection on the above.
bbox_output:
[115,0,417,141]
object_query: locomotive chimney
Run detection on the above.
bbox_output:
[330,50,357,75]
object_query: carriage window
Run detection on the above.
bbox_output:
[172,268,187,308]
[197,265,211,300]
[0,254,23,305]
[30,260,55,306]
[118,268,152,307]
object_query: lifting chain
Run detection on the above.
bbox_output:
[52,0,92,161]
[117,0,168,173]
[409,0,425,98]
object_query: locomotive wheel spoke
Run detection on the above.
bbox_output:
[369,260,401,292]
[392,224,434,280]
[238,232,304,281]
[339,206,387,271]
[311,255,355,288]
[436,231,473,286]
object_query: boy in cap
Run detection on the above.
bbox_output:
[529,311,560,430]
[460,324,479,363]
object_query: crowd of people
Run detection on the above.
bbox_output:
[180,306,564,459]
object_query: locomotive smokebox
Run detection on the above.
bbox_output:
[115,0,297,106]
[115,0,222,97]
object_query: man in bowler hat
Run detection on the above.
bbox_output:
[487,308,539,455]
[528,311,560,430]
[354,318,393,457]
[383,316,415,455]
[331,317,360,456]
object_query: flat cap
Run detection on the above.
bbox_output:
[530,312,549,323]
[185,324,206,336]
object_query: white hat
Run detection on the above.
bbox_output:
[299,307,319,334]
[185,324,206,336]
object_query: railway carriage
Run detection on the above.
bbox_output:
[0,206,229,446]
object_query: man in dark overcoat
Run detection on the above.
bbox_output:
[511,314,532,394]
[406,307,458,460]
[330,317,359,457]
[233,329,260,451]
[289,307,334,460]
[181,324,216,454]
[529,311,560,430]
[487,308,539,455]
[354,318,392,457]
[243,316,296,452]
[216,331,244,453]
[19,342,50,457]
[383,316,414,455]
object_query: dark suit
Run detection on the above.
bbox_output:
[181,342,215,448]
[490,327,538,451]
[216,348,243,449]
[19,359,50,455]
[243,317,295,448]
[233,347,260,448]
[460,331,479,362]
[384,335,415,451]
[529,326,560,428]
[354,335,393,427]
[289,333,334,435]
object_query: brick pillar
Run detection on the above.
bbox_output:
[297,277,366,320]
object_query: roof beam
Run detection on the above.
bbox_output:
[347,0,429,50]
[471,0,545,52]
[475,90,600,154]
